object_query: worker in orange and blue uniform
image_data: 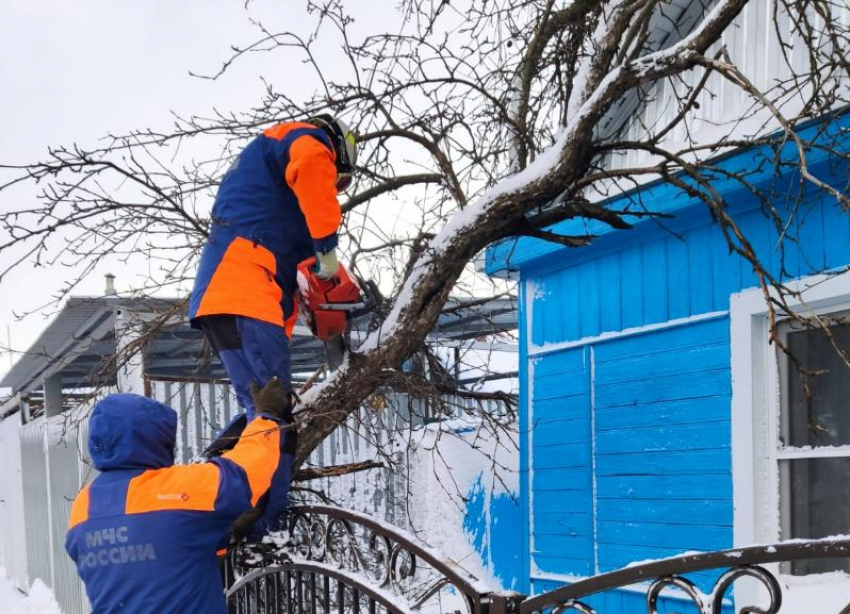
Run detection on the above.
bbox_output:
[187,114,357,538]
[66,387,291,614]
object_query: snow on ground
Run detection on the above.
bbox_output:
[0,569,62,614]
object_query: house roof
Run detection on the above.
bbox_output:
[0,293,517,406]
[485,110,850,277]
[0,296,190,395]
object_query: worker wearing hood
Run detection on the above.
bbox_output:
[65,388,294,614]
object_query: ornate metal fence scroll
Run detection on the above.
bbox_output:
[224,504,499,614]
[519,538,850,614]
[226,506,850,614]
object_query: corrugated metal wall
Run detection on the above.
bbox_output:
[150,378,510,528]
[20,420,53,594]
[0,414,28,588]
[20,412,93,614]
[47,417,92,614]
[149,380,236,463]
[601,0,850,172]
[287,388,510,527]
[306,392,432,528]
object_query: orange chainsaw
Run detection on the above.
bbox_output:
[295,257,377,368]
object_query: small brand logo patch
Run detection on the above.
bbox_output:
[155,493,189,501]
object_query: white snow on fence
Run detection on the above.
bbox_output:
[0,568,63,614]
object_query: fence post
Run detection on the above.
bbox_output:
[490,591,527,614]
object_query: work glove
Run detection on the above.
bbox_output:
[231,504,266,543]
[249,378,294,423]
[312,250,339,280]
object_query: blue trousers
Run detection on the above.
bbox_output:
[198,314,291,420]
[197,314,296,538]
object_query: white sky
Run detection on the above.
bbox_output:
[0,0,401,383]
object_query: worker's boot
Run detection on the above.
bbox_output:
[202,378,294,459]
[202,413,247,459]
[249,377,295,423]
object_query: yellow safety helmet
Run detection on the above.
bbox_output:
[307,114,357,191]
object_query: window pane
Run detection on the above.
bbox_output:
[784,321,850,447]
[782,458,850,575]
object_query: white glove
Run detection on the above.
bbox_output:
[313,250,339,279]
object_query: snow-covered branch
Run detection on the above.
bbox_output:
[2,0,848,473]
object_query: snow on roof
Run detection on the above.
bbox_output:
[0,294,517,401]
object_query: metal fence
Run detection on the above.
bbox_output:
[224,504,499,614]
[0,413,28,588]
[224,526,850,614]
[19,409,93,614]
[11,380,511,614]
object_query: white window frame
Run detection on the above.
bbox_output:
[731,269,850,608]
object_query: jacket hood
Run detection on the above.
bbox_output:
[88,393,178,471]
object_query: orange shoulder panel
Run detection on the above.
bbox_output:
[68,483,91,529]
[285,135,342,240]
[262,122,317,140]
[195,236,284,326]
[222,417,281,506]
[125,464,220,515]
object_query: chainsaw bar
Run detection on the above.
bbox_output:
[317,302,367,311]
[325,335,347,370]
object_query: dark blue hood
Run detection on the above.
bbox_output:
[88,393,178,471]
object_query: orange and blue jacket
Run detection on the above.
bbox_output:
[189,122,342,333]
[65,393,289,614]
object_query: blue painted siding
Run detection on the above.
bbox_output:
[493,114,850,612]
[529,198,850,347]
[527,318,732,600]
[530,347,593,576]
[485,110,850,278]
[530,578,731,614]
[463,474,523,589]
[594,319,732,586]
[517,279,532,594]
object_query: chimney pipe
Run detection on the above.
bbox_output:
[104,273,116,296]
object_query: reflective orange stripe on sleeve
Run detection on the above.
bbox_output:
[125,464,220,514]
[222,418,281,506]
[285,135,341,240]
[68,483,91,529]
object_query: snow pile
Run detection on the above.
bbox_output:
[0,569,62,614]
[403,419,519,590]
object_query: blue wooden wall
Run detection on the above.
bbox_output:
[529,319,733,603]
[495,116,850,611]
[528,189,850,348]
[521,195,850,606]
[530,346,593,575]
[593,319,732,582]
